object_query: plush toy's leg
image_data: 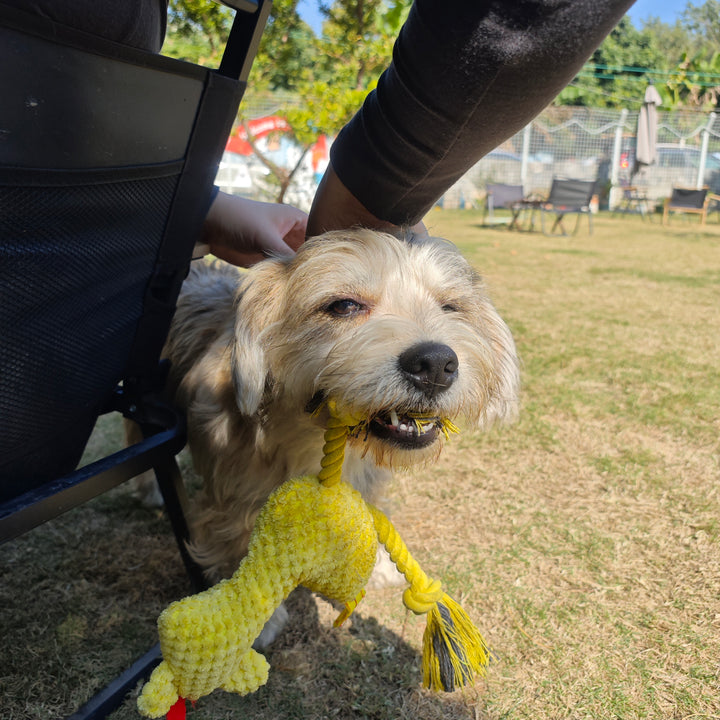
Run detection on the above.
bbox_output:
[137,661,179,718]
[221,649,270,695]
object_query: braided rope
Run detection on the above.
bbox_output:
[369,506,444,615]
[318,400,365,487]
[317,414,349,487]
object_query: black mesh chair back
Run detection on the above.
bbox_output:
[541,177,596,235]
[0,2,267,496]
[0,2,270,716]
[662,187,710,225]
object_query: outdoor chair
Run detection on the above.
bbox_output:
[662,187,715,225]
[540,178,596,235]
[613,178,652,221]
[482,183,524,226]
[708,192,720,223]
[0,1,270,717]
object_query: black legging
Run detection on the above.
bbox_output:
[331,0,635,225]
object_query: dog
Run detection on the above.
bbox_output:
[147,228,519,644]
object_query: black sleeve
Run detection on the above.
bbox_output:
[330,0,635,226]
[1,0,167,51]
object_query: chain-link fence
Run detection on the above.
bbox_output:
[220,95,720,212]
[448,107,720,211]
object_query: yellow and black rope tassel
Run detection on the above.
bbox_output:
[322,401,490,692]
[370,506,490,691]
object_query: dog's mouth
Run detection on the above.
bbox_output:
[365,410,456,450]
[306,393,459,450]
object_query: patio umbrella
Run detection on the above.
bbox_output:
[633,84,662,177]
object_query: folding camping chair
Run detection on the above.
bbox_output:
[613,178,652,221]
[482,183,525,226]
[662,187,712,225]
[540,178,596,235]
[0,1,270,716]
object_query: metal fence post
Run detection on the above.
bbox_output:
[697,111,717,189]
[521,122,532,188]
[609,108,628,209]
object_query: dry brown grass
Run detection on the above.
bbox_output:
[2,210,719,719]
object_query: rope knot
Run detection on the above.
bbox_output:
[403,579,444,615]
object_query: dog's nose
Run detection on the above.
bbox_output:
[398,342,458,398]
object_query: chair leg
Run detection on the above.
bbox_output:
[508,207,520,231]
[66,645,162,720]
[152,452,207,593]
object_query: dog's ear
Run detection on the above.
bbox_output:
[482,315,521,427]
[231,259,287,416]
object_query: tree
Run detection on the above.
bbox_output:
[555,6,720,111]
[249,0,316,91]
[162,0,416,202]
[682,0,720,52]
[640,16,699,64]
[164,0,233,63]
[237,0,411,203]
[557,17,667,108]
[662,51,720,109]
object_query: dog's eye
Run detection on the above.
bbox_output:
[326,298,366,317]
[442,303,460,313]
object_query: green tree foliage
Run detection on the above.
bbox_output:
[641,17,701,62]
[557,2,720,110]
[682,0,720,50]
[164,0,233,63]
[239,0,411,202]
[557,17,666,107]
[250,0,316,91]
[663,51,720,109]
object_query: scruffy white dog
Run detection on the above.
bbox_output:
[155,229,519,641]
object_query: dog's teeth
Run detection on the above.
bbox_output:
[390,410,399,427]
[399,423,408,432]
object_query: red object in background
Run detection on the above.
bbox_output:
[225,115,291,155]
[311,134,328,172]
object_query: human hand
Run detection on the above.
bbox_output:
[202,191,307,266]
[307,165,426,238]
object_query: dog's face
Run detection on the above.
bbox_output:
[231,229,519,467]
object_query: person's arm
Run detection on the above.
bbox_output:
[308,0,635,236]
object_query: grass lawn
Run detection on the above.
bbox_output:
[2,210,719,719]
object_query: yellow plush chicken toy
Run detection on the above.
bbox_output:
[137,402,489,719]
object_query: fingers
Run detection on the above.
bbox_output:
[203,192,308,267]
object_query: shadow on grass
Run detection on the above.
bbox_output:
[117,589,479,720]
[2,489,479,720]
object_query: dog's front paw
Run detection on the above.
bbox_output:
[252,603,290,650]
[131,473,165,508]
